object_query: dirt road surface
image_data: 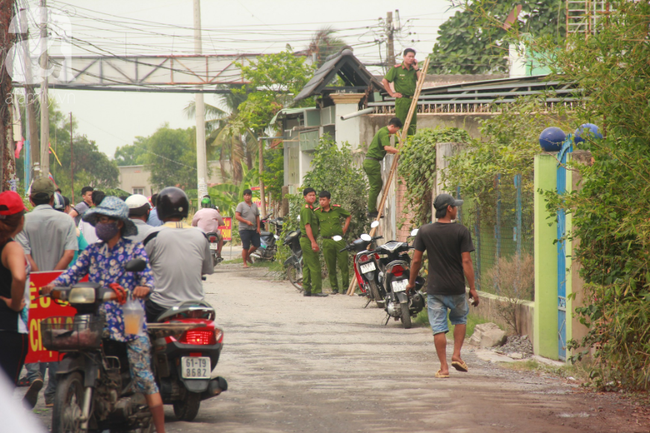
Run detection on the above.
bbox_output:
[26,263,649,432]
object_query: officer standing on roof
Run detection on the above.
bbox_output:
[382,48,421,136]
[314,191,351,295]
[363,117,402,219]
[299,188,327,297]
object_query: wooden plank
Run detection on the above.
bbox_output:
[347,58,430,296]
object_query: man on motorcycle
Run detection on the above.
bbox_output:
[143,187,214,322]
[43,196,166,433]
[192,197,225,260]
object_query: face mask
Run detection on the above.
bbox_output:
[95,222,120,242]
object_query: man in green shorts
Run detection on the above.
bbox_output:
[382,48,421,136]
[299,188,327,297]
[315,190,351,294]
[363,117,402,219]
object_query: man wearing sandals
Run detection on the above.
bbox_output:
[406,193,479,378]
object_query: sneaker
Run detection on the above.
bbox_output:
[330,291,339,295]
[312,292,329,297]
[45,397,54,408]
[23,378,43,408]
[303,291,311,297]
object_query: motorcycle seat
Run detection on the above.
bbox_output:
[260,231,272,237]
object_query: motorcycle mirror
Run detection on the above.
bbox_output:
[124,259,147,273]
[370,221,379,228]
[332,235,343,242]
[410,228,419,237]
[360,234,372,242]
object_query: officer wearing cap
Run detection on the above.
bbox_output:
[314,191,351,294]
[125,194,154,244]
[406,193,478,379]
[382,48,421,136]
[299,188,327,297]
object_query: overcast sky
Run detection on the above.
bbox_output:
[16,0,458,158]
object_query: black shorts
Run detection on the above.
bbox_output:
[240,230,261,249]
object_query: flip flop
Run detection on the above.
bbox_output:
[451,360,468,372]
[435,370,449,378]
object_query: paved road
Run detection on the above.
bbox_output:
[24,263,648,432]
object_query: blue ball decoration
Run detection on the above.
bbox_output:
[574,123,602,144]
[539,127,566,152]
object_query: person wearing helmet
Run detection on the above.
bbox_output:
[192,196,225,260]
[125,194,154,244]
[142,187,213,322]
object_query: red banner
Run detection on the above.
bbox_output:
[25,271,86,363]
[218,217,232,241]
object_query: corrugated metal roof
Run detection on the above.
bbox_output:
[294,49,383,102]
[270,107,319,124]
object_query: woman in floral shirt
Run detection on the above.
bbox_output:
[46,196,165,433]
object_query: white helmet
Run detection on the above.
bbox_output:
[125,194,151,217]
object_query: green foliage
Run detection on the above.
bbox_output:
[261,144,284,201]
[208,165,259,217]
[533,1,650,391]
[277,138,369,268]
[235,47,315,133]
[428,0,565,74]
[143,125,197,191]
[398,127,470,226]
[114,137,148,166]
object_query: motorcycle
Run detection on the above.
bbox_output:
[250,213,283,261]
[206,232,224,266]
[283,228,303,291]
[149,300,228,421]
[374,228,426,329]
[42,259,227,432]
[335,221,384,308]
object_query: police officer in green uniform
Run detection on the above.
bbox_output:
[299,188,327,297]
[363,117,402,219]
[382,48,421,136]
[314,190,351,294]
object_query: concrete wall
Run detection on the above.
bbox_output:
[472,290,535,342]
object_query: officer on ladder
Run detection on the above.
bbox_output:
[299,188,327,297]
[382,48,421,136]
[314,191,351,295]
[363,117,402,219]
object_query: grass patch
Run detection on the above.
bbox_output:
[414,309,496,337]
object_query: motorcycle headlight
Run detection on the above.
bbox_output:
[68,287,96,304]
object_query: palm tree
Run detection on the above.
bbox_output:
[308,27,348,67]
[184,85,256,183]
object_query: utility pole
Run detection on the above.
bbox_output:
[39,0,50,178]
[386,11,395,69]
[193,0,209,201]
[70,112,74,204]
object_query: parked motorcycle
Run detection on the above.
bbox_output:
[283,228,303,291]
[374,228,426,329]
[251,213,283,261]
[149,300,228,421]
[335,222,384,307]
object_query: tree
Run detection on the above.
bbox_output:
[428,0,565,74]
[236,47,315,133]
[144,125,197,190]
[307,27,348,68]
[114,137,149,166]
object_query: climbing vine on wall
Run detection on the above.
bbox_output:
[398,127,470,227]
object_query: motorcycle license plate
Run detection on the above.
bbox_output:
[392,279,408,293]
[209,244,219,250]
[360,262,376,273]
[181,357,211,379]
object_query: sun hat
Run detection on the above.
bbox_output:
[0,191,27,219]
[82,196,137,237]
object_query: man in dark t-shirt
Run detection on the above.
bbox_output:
[406,193,479,379]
